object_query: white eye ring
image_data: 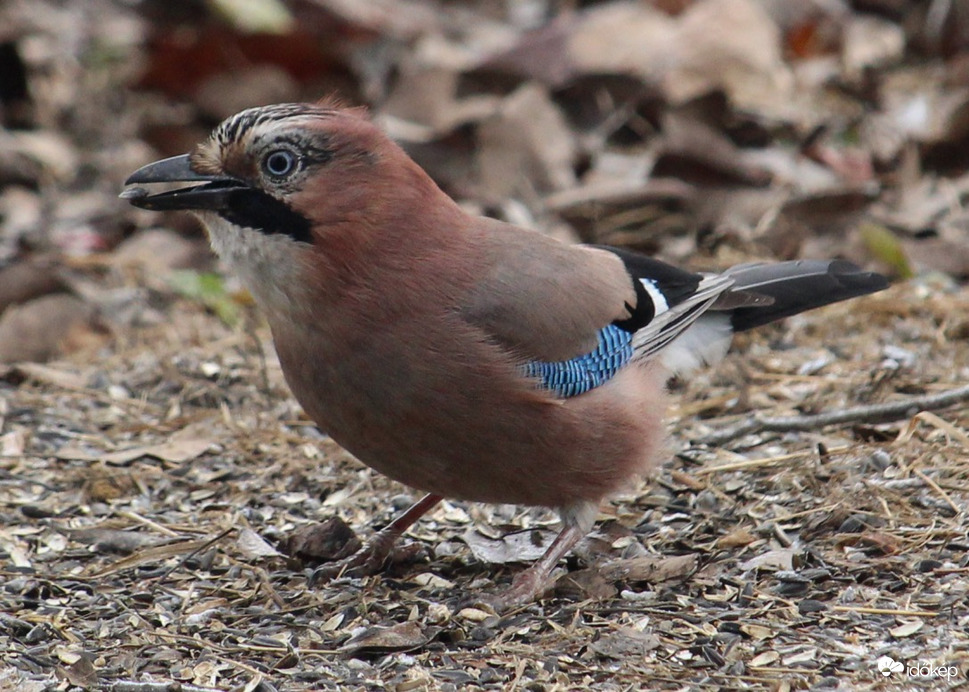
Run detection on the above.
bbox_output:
[263,149,298,178]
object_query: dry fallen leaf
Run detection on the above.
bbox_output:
[599,553,699,583]
[590,627,661,659]
[0,294,99,363]
[0,532,31,569]
[750,650,780,667]
[56,438,214,465]
[890,620,924,638]
[557,553,698,601]
[462,527,556,564]
[339,621,437,657]
[717,527,758,548]
[280,516,361,563]
[236,527,283,559]
[5,362,89,390]
[476,84,576,200]
[570,3,676,81]
[663,0,794,113]
[0,430,26,457]
[0,256,65,313]
[842,15,905,80]
[741,548,797,571]
[58,655,98,689]
[112,228,209,276]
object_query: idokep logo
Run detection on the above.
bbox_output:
[876,656,903,676]
[875,655,960,680]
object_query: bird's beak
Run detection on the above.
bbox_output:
[121,154,244,212]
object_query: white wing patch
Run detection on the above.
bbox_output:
[639,278,670,316]
[632,274,734,362]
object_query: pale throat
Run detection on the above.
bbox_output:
[195,211,311,314]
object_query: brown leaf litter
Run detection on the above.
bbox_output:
[2,0,969,689]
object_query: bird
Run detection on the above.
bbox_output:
[122,102,888,607]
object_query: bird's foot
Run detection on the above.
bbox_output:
[309,536,425,585]
[475,519,591,610]
[473,565,554,612]
[308,494,443,587]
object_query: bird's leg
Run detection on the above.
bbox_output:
[491,501,597,609]
[310,493,442,584]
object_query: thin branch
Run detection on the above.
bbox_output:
[694,383,969,446]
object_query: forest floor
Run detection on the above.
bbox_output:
[1,1,968,690]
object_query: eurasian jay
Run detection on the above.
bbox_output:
[122,103,888,607]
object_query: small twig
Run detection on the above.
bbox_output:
[830,605,939,617]
[896,410,969,449]
[110,682,222,692]
[695,384,969,446]
[117,510,181,537]
[910,467,962,516]
[157,527,234,581]
[935,567,969,574]
[220,656,269,680]
[249,564,287,609]
[693,446,850,475]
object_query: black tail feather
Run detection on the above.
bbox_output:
[723,260,888,332]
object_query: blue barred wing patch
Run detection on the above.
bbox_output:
[523,324,634,398]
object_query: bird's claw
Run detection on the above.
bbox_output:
[308,540,427,586]
[309,551,381,585]
[471,567,552,612]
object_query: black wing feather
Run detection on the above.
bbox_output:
[593,245,703,332]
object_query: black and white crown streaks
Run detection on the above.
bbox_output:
[212,103,339,148]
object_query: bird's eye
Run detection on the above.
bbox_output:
[263,149,298,178]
